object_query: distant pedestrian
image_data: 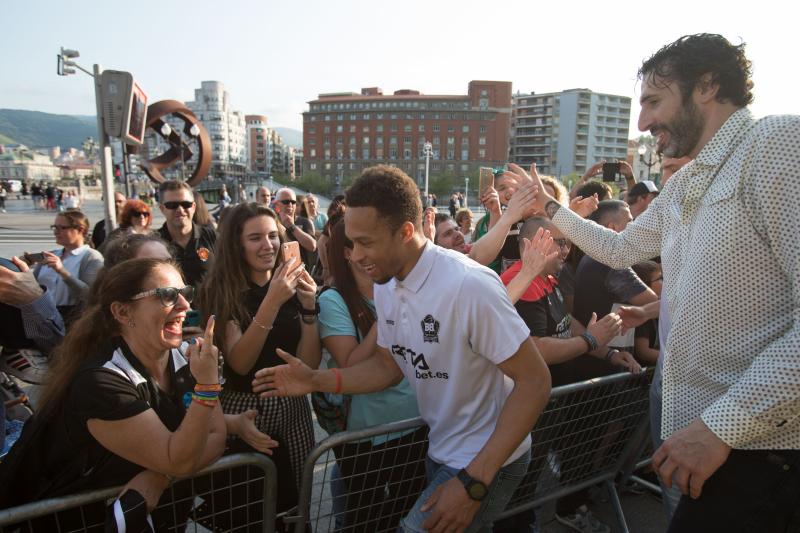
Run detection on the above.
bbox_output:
[0,186,7,213]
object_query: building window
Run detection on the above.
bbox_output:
[404,149,412,159]
[461,163,469,171]
[433,137,440,145]
[349,125,356,133]
[310,149,316,157]
[349,137,356,145]
[349,148,356,159]
[433,123,440,133]
[403,136,411,143]
[390,124,398,132]
[447,137,455,145]
[363,113,370,120]
[336,125,343,133]
[362,136,370,144]
[478,149,486,158]
[376,125,384,132]
[376,148,384,158]
[324,137,330,146]
[324,126,331,133]
[390,136,398,145]
[308,138,316,145]
[479,136,487,145]
[390,148,397,159]
[308,126,316,134]
[404,124,412,132]
[418,124,425,132]
[363,148,369,159]
[310,163,317,170]
[461,137,469,146]
[324,115,331,121]
[376,137,384,145]
[336,149,343,159]
[324,149,331,159]
[337,114,343,120]
[362,126,369,132]
[448,125,455,133]
[461,149,469,160]
[447,149,455,159]
[350,114,357,120]
[336,137,343,145]
[462,125,470,133]
[447,163,455,172]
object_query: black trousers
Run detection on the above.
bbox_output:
[668,449,800,533]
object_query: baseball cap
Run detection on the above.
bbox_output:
[628,180,659,198]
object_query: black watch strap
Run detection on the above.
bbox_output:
[300,302,320,317]
[456,469,488,501]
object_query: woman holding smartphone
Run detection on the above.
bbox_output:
[197,203,320,500]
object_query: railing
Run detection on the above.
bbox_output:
[290,368,654,533]
[0,453,277,532]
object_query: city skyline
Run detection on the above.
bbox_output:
[1,0,795,140]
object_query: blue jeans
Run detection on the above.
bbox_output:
[400,449,531,533]
[650,358,681,520]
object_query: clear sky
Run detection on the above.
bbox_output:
[1,0,795,139]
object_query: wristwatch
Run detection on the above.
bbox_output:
[456,469,488,501]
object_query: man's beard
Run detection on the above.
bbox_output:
[657,99,705,158]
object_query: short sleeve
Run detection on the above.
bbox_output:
[318,289,357,339]
[515,299,549,337]
[69,368,151,425]
[299,217,315,234]
[605,267,648,303]
[459,267,530,365]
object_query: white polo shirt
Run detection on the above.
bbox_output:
[375,241,532,469]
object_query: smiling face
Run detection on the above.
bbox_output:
[638,75,705,159]
[494,173,518,205]
[435,219,466,253]
[345,206,407,285]
[159,188,196,232]
[126,264,190,351]
[241,215,281,277]
[275,189,297,218]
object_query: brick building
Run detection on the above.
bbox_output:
[245,115,271,176]
[302,81,512,187]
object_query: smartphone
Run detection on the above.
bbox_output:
[281,241,301,265]
[602,162,621,182]
[23,252,45,264]
[478,167,495,195]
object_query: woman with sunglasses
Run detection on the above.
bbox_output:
[100,200,154,252]
[0,258,226,529]
[33,210,104,321]
[197,203,320,511]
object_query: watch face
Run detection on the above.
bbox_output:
[468,481,488,501]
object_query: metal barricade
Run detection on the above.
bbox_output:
[291,369,654,533]
[0,453,278,533]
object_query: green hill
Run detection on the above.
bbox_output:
[0,109,96,149]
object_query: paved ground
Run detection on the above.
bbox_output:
[0,196,668,532]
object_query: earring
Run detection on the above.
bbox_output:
[128,320,136,328]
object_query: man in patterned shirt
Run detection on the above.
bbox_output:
[518,33,800,531]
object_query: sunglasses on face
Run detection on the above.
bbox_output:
[162,201,194,210]
[50,224,78,231]
[132,211,150,217]
[279,199,297,205]
[131,285,195,307]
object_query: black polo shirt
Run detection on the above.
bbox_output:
[223,281,301,393]
[0,338,195,507]
[159,223,217,289]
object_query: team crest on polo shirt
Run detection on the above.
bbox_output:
[197,247,210,262]
[421,314,440,343]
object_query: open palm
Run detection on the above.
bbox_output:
[252,348,316,397]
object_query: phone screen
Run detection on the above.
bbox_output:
[602,162,621,182]
[24,252,45,264]
[282,241,301,265]
[478,167,495,195]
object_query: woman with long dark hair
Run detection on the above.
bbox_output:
[0,258,226,528]
[197,203,320,497]
[319,219,425,532]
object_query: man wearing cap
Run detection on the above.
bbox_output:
[627,180,659,219]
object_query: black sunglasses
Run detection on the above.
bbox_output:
[131,285,195,307]
[132,211,150,217]
[162,201,194,210]
[279,199,297,205]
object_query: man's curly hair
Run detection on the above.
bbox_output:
[345,165,422,233]
[639,33,754,107]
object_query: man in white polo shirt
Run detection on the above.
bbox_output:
[253,165,551,532]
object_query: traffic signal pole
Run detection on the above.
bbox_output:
[92,64,117,232]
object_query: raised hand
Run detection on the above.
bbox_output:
[422,206,437,242]
[506,163,554,216]
[617,305,650,330]
[186,315,219,385]
[608,349,642,374]
[569,193,599,218]
[587,312,623,347]
[295,268,317,310]
[519,228,557,279]
[505,181,539,220]
[479,187,501,217]
[252,348,316,397]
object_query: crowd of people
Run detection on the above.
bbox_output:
[0,33,798,533]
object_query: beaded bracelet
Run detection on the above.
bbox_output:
[194,383,222,392]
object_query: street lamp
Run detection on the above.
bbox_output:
[637,142,660,181]
[464,176,469,209]
[423,141,433,200]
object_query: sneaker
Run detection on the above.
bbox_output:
[1,348,49,385]
[555,505,610,533]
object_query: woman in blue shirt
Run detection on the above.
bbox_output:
[318,219,426,533]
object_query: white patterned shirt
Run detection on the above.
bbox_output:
[551,108,800,450]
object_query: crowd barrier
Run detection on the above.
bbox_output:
[289,368,654,533]
[0,453,277,533]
